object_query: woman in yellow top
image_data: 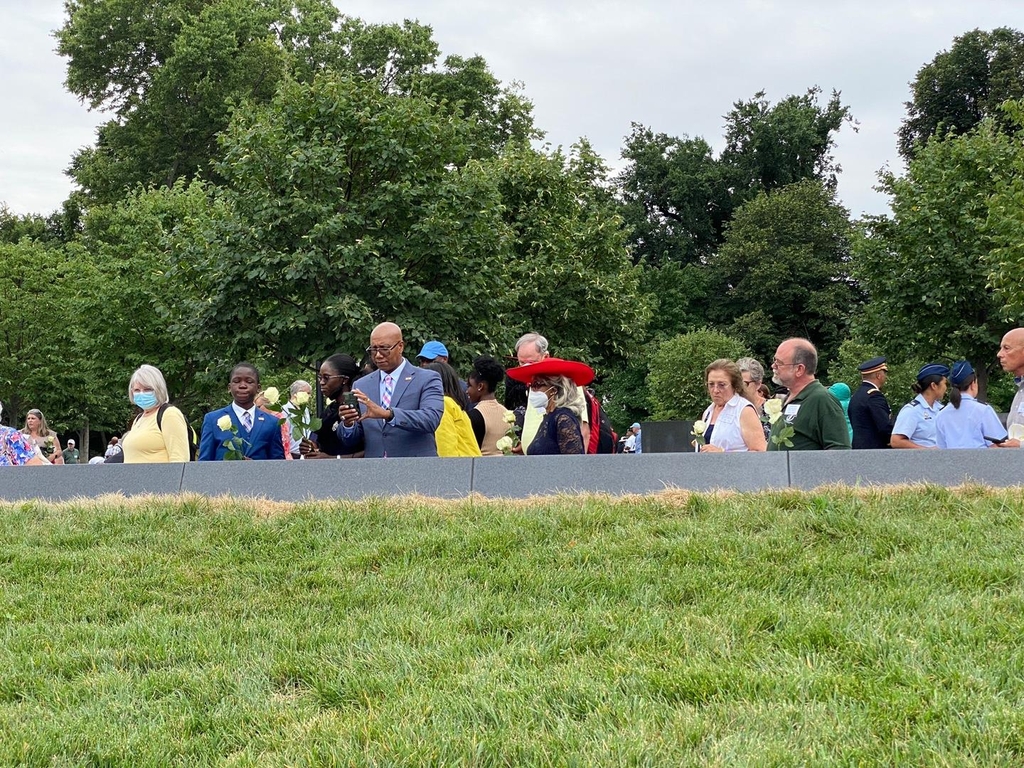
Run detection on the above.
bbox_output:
[425,361,482,458]
[120,365,190,463]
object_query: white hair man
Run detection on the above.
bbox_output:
[514,332,591,452]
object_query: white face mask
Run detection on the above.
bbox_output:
[528,389,550,411]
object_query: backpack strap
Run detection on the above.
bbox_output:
[156,402,173,431]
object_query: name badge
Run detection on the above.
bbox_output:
[784,404,800,423]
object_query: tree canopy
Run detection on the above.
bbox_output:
[854,117,1016,395]
[898,27,1024,161]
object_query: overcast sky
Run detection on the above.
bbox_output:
[1,1,1019,218]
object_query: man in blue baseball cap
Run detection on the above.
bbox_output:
[417,341,450,366]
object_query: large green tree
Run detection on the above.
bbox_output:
[617,88,854,344]
[898,27,1024,161]
[854,119,1015,395]
[985,100,1024,321]
[0,240,70,427]
[485,140,650,367]
[58,0,303,204]
[719,87,854,200]
[68,180,228,419]
[707,179,857,365]
[57,2,535,205]
[169,73,505,365]
[159,74,646,373]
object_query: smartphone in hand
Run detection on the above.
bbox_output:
[342,391,360,413]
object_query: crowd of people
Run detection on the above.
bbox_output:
[2,324,1023,466]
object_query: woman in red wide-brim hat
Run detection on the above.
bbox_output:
[505,358,594,455]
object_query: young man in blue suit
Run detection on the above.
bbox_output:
[199,362,286,461]
[338,322,444,458]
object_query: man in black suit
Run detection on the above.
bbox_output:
[849,356,893,449]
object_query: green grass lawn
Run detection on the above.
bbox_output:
[2,486,1023,766]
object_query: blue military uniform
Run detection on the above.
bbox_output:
[891,363,949,448]
[849,356,892,449]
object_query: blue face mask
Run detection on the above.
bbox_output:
[133,392,158,410]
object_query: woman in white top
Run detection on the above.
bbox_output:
[936,360,1010,449]
[697,359,767,452]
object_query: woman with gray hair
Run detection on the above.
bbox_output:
[737,356,770,439]
[120,364,190,462]
[506,358,593,455]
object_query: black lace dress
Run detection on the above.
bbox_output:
[528,407,585,455]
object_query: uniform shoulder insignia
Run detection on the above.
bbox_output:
[867,387,880,395]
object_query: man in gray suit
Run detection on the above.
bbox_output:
[338,322,444,457]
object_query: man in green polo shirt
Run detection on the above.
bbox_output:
[62,439,81,464]
[767,338,851,451]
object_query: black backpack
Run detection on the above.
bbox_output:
[156,403,199,461]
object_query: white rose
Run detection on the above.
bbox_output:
[768,411,783,425]
[763,398,783,417]
[263,387,280,405]
[503,410,517,424]
[293,391,311,406]
[693,420,707,434]
[216,415,233,431]
[495,436,514,452]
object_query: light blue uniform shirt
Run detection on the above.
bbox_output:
[935,394,1007,449]
[892,394,942,448]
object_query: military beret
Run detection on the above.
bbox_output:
[858,356,888,375]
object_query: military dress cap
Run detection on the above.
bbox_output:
[858,356,888,375]
[916,362,950,381]
[950,360,975,388]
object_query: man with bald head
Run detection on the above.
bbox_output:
[338,322,444,457]
[997,327,1024,447]
[767,337,851,451]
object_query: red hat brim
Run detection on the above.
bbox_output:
[506,357,595,386]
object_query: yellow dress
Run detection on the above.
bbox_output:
[435,396,483,458]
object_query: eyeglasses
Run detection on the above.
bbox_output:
[706,381,730,390]
[742,379,755,387]
[317,373,346,382]
[366,342,401,356]
[772,359,798,368]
